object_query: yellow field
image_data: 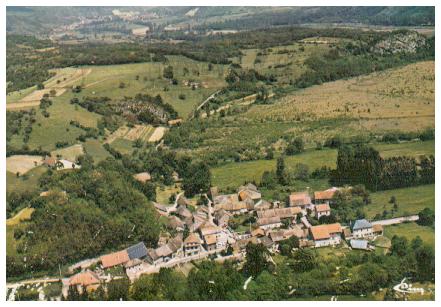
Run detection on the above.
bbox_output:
[6,155,42,174]
[106,124,158,143]
[247,61,434,132]
[6,208,35,226]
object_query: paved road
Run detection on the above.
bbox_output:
[372,215,419,226]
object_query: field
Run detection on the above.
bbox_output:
[384,222,435,248]
[83,139,111,162]
[211,140,434,189]
[69,56,228,119]
[365,184,434,219]
[233,42,331,86]
[6,166,48,194]
[6,155,42,174]
[51,144,84,161]
[246,61,434,133]
[106,124,159,143]
[6,207,35,226]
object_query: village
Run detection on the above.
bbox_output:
[27,174,418,299]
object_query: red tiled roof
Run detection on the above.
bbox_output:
[100,250,130,268]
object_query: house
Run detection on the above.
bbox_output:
[258,236,276,252]
[269,225,308,243]
[314,187,338,204]
[124,259,144,275]
[373,224,384,236]
[300,216,312,229]
[204,234,218,251]
[153,202,175,215]
[288,192,312,212]
[315,203,331,219]
[146,235,183,264]
[257,216,282,230]
[176,205,193,220]
[168,118,183,126]
[213,193,253,214]
[133,172,151,183]
[184,233,202,257]
[200,223,227,249]
[238,183,261,202]
[127,242,148,260]
[309,223,342,247]
[43,156,57,167]
[68,271,101,292]
[214,209,230,228]
[342,227,353,240]
[100,250,130,269]
[352,219,373,239]
[256,207,302,221]
[251,228,266,238]
[177,195,190,207]
[167,216,185,232]
[254,199,272,211]
[350,239,374,251]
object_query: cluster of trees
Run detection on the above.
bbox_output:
[6,109,36,147]
[7,158,161,278]
[331,144,435,191]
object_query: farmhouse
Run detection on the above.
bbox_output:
[314,187,338,204]
[309,223,342,247]
[204,234,218,251]
[214,209,231,228]
[200,224,228,249]
[184,233,202,256]
[68,270,101,291]
[373,224,384,236]
[257,216,282,230]
[288,192,312,212]
[238,183,262,202]
[315,203,331,219]
[100,250,130,269]
[124,259,144,275]
[43,156,57,167]
[256,207,302,220]
[352,219,374,239]
[127,242,148,260]
[146,235,183,264]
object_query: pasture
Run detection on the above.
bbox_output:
[71,56,228,119]
[6,166,47,194]
[51,144,84,161]
[83,139,111,162]
[365,184,434,219]
[6,155,42,174]
[246,61,434,133]
[211,140,434,189]
[384,222,435,248]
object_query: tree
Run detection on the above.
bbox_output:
[279,236,299,256]
[417,208,434,226]
[260,171,277,189]
[182,161,211,197]
[293,163,309,181]
[163,66,174,79]
[276,156,288,185]
[292,248,317,272]
[107,278,130,301]
[243,243,270,277]
[414,245,435,281]
[285,137,304,155]
[390,235,408,257]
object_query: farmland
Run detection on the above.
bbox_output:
[384,222,435,248]
[365,184,435,219]
[246,61,434,134]
[211,140,434,189]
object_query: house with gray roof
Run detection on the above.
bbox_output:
[127,242,148,260]
[352,219,373,239]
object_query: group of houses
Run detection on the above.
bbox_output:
[64,183,385,294]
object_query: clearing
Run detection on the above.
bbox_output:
[51,144,84,161]
[383,222,434,248]
[6,155,42,174]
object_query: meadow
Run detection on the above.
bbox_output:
[211,140,434,189]
[384,222,435,248]
[246,61,435,133]
[366,184,434,219]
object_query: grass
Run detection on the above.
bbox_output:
[72,56,228,119]
[6,166,47,194]
[83,139,111,163]
[110,138,134,155]
[246,61,434,133]
[6,207,35,226]
[211,140,434,189]
[365,184,434,219]
[51,144,84,161]
[156,184,182,204]
[383,222,434,248]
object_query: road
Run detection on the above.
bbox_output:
[372,215,419,226]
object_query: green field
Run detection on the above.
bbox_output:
[384,222,435,248]
[74,56,227,119]
[83,139,111,163]
[6,166,47,194]
[366,184,434,219]
[211,140,434,189]
[110,138,135,155]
